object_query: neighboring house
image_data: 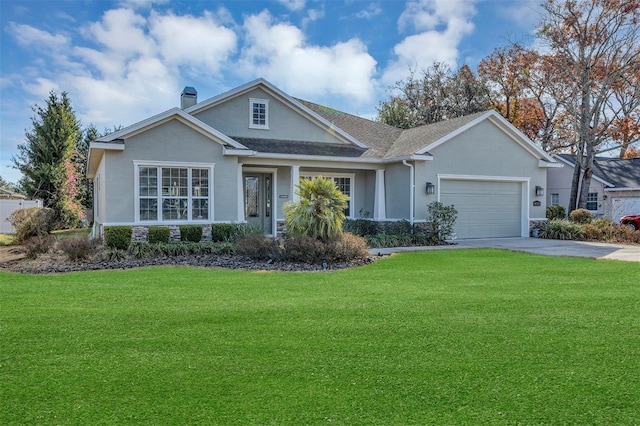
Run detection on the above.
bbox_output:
[547,154,640,221]
[87,78,559,240]
[0,189,42,234]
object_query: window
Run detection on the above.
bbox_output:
[249,98,269,129]
[551,193,559,206]
[136,163,212,222]
[301,173,353,218]
[586,192,598,211]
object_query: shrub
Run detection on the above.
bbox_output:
[148,226,170,244]
[104,226,132,250]
[327,232,370,261]
[546,205,566,220]
[592,219,618,240]
[384,219,413,236]
[98,248,127,262]
[235,234,281,259]
[616,225,640,244]
[58,236,97,261]
[569,209,592,224]
[180,225,203,242]
[233,223,264,240]
[284,177,348,241]
[539,219,585,240]
[583,224,603,240]
[283,235,327,263]
[23,235,54,259]
[427,202,458,241]
[342,219,379,237]
[211,223,236,242]
[8,207,55,243]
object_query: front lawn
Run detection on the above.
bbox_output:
[1,249,639,424]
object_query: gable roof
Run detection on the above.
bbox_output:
[555,154,640,189]
[185,78,368,150]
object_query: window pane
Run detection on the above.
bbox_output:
[245,176,259,217]
[163,168,188,197]
[139,167,157,196]
[252,102,266,125]
[586,192,598,211]
[139,198,157,221]
[551,194,559,206]
[192,169,208,197]
[163,198,188,220]
[192,199,208,220]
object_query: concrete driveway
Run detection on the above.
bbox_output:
[371,237,640,262]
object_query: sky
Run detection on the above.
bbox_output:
[0,0,542,185]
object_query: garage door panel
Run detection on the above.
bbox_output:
[440,180,522,239]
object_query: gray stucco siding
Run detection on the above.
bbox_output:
[102,119,239,224]
[418,120,547,219]
[193,88,346,144]
[546,163,606,218]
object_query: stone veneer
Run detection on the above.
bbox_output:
[132,224,212,242]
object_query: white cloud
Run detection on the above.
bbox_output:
[5,22,69,50]
[383,0,477,84]
[149,11,237,74]
[276,0,306,12]
[355,3,383,20]
[238,11,377,104]
[83,8,155,59]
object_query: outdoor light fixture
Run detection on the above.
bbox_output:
[535,186,544,197]
[426,182,435,194]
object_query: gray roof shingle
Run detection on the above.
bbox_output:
[556,154,640,188]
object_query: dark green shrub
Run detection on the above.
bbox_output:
[129,242,162,259]
[283,235,326,263]
[342,219,379,237]
[539,219,585,240]
[427,202,458,241]
[233,223,264,240]
[59,236,97,261]
[546,205,566,220]
[8,207,55,243]
[384,219,413,236]
[235,234,281,259]
[180,225,203,242]
[24,235,54,259]
[326,232,370,261]
[98,248,127,261]
[148,226,170,244]
[211,223,236,242]
[104,226,132,250]
[569,208,592,224]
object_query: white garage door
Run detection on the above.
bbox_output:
[611,197,640,221]
[440,180,523,239]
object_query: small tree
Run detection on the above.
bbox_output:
[427,202,458,241]
[283,177,349,241]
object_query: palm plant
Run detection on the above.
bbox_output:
[283,177,349,241]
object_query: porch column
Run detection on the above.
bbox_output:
[237,163,245,222]
[291,165,300,202]
[373,168,386,220]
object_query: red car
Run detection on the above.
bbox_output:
[620,214,640,230]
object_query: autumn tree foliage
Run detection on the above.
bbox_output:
[12,91,84,229]
[538,0,640,211]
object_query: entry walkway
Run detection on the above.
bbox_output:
[370,237,640,262]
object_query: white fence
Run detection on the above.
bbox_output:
[0,199,43,234]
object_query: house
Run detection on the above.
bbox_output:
[87,78,559,241]
[547,154,640,221]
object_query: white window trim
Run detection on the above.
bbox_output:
[249,98,269,130]
[133,160,215,224]
[300,171,355,219]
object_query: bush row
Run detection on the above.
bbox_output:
[539,218,640,243]
[235,233,370,263]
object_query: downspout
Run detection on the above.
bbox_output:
[402,160,415,226]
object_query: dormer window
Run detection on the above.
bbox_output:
[249,98,269,129]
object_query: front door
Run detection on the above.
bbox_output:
[243,173,273,234]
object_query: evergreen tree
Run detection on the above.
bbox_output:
[12,91,83,228]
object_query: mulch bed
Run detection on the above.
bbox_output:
[0,249,379,275]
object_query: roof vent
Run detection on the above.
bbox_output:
[181,86,197,109]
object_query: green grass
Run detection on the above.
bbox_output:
[51,228,91,240]
[1,249,639,424]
